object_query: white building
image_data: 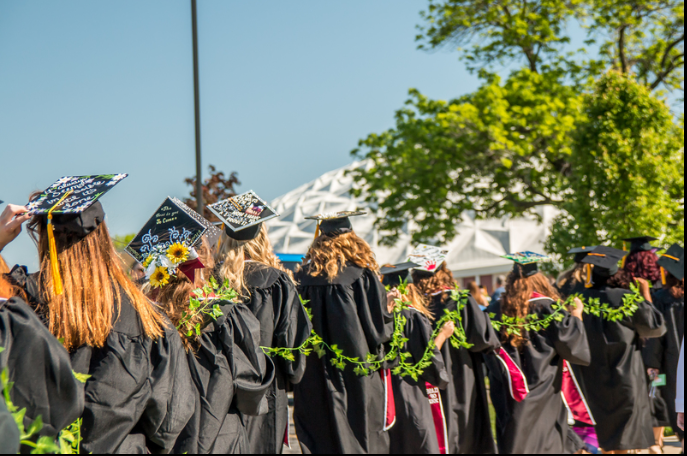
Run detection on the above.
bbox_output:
[267,161,557,293]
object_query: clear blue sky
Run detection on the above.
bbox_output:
[1,0,484,267]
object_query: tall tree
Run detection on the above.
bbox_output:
[184,165,241,222]
[546,71,684,265]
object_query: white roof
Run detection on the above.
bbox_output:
[267,161,556,278]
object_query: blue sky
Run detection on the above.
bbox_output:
[1,0,485,267]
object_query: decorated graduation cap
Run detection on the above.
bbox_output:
[406,244,450,274]
[502,252,550,278]
[623,236,659,253]
[380,262,420,289]
[27,174,128,295]
[657,244,684,282]
[305,211,367,238]
[581,246,627,288]
[126,197,221,288]
[208,191,279,242]
[568,246,598,264]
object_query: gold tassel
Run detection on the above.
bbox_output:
[314,222,321,240]
[46,191,73,296]
[217,223,225,249]
[661,267,667,286]
[621,242,627,268]
[585,264,594,288]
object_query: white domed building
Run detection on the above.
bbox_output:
[267,161,557,293]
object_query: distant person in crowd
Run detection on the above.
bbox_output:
[486,254,590,454]
[480,284,491,303]
[413,264,500,454]
[468,281,488,311]
[491,276,506,306]
[577,246,666,454]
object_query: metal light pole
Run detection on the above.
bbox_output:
[191,0,203,213]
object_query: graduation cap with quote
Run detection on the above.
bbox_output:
[26,174,128,215]
[208,191,280,241]
[126,197,220,287]
[406,244,450,273]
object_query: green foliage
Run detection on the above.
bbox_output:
[177,277,237,338]
[582,283,644,322]
[546,72,684,265]
[351,70,583,245]
[111,233,136,252]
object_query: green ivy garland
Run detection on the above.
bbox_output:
[177,277,238,338]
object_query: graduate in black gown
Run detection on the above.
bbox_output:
[212,213,312,454]
[643,244,685,445]
[132,212,275,455]
[486,253,590,454]
[413,262,500,454]
[9,180,196,454]
[556,246,598,298]
[577,246,667,453]
[0,234,83,452]
[381,263,452,454]
[293,212,395,454]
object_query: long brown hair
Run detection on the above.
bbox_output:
[411,262,456,303]
[404,283,434,321]
[0,255,8,275]
[150,240,215,351]
[0,255,15,299]
[303,232,379,280]
[502,271,562,350]
[29,219,166,352]
[665,273,685,299]
[556,263,585,292]
[215,224,293,298]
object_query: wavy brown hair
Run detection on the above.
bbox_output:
[303,232,379,280]
[28,219,166,352]
[215,224,293,298]
[502,271,562,350]
[624,250,662,283]
[665,273,685,299]
[404,283,434,321]
[411,262,457,303]
[148,239,215,351]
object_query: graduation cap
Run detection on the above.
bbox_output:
[305,211,367,238]
[623,236,659,253]
[208,191,279,242]
[126,197,221,287]
[406,244,450,273]
[657,244,684,282]
[380,262,419,289]
[26,174,128,295]
[581,246,627,288]
[568,246,599,264]
[502,252,550,278]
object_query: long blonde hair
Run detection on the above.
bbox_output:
[29,220,166,352]
[405,283,434,321]
[215,224,292,297]
[304,232,379,280]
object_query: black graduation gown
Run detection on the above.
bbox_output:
[174,302,276,454]
[240,263,312,454]
[0,392,20,454]
[643,289,685,440]
[9,266,197,454]
[487,297,591,454]
[293,264,394,454]
[577,283,666,451]
[0,297,83,443]
[389,307,450,455]
[431,292,500,454]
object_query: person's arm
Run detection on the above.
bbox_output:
[0,205,31,252]
[434,321,455,351]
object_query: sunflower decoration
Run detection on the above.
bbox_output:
[166,243,190,265]
[142,254,155,268]
[149,266,171,288]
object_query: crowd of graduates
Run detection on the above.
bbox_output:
[0,177,684,455]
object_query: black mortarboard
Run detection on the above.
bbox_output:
[581,246,626,276]
[502,252,550,278]
[657,244,684,281]
[623,236,659,252]
[208,191,279,242]
[568,246,599,264]
[381,262,419,289]
[306,211,367,237]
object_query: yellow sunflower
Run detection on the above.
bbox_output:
[166,243,190,265]
[149,266,171,288]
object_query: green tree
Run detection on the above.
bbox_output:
[545,71,684,265]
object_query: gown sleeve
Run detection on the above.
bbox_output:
[632,298,667,339]
[404,309,450,388]
[269,274,312,385]
[643,334,665,370]
[219,303,275,417]
[0,298,84,437]
[354,269,394,354]
[540,302,591,366]
[677,341,684,414]
[462,295,501,353]
[0,395,19,454]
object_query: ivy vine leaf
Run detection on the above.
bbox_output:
[0,347,4,353]
[72,371,91,384]
[31,436,61,454]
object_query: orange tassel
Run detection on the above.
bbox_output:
[661,267,667,286]
[621,242,627,268]
[314,222,321,240]
[585,264,594,288]
[46,191,73,296]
